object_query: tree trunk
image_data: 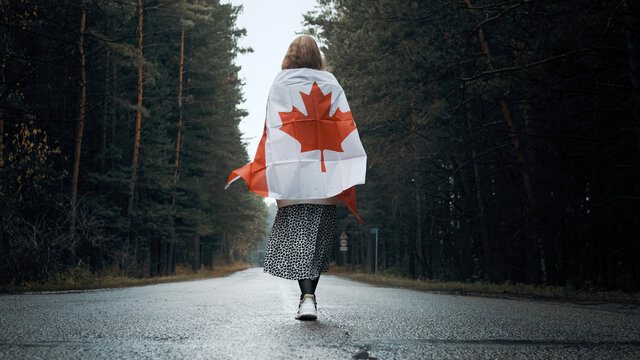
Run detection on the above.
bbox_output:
[0,112,3,168]
[415,190,427,278]
[468,147,489,278]
[381,228,386,272]
[149,237,158,276]
[623,1,640,156]
[193,233,200,272]
[172,27,185,209]
[0,61,4,168]
[159,240,166,275]
[464,0,547,283]
[110,31,118,170]
[170,27,185,260]
[360,233,367,272]
[351,232,356,271]
[101,49,111,175]
[0,14,5,170]
[428,212,435,279]
[408,228,416,278]
[127,0,144,258]
[462,109,490,279]
[71,5,87,241]
[168,241,175,274]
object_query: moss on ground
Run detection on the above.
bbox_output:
[1,263,250,294]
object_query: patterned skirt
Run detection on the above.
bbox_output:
[263,204,336,280]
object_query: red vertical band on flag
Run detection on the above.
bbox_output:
[226,122,269,197]
[337,186,363,223]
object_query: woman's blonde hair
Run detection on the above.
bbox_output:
[281,36,324,70]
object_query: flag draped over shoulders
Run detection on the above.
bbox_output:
[226,68,367,222]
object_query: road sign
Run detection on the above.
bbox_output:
[339,232,348,251]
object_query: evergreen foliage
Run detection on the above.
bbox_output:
[0,0,267,283]
[306,0,640,290]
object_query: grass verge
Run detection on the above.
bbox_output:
[1,262,250,294]
[327,267,640,305]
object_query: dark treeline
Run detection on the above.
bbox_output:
[308,0,640,290]
[0,0,267,284]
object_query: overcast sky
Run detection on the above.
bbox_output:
[225,0,319,158]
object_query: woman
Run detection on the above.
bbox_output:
[263,36,338,321]
[226,36,366,321]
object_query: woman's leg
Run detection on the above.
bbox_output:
[298,279,314,299]
[296,277,318,320]
[298,276,320,299]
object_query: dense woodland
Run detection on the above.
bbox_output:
[0,0,267,284]
[307,0,640,290]
[1,0,639,292]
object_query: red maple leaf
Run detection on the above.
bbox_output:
[278,82,356,172]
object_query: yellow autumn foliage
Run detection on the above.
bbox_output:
[5,121,61,199]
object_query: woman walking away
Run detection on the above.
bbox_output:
[225,36,367,320]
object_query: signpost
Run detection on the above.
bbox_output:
[370,228,378,274]
[339,232,348,266]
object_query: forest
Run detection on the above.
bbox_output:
[0,0,267,284]
[1,0,639,293]
[306,0,640,290]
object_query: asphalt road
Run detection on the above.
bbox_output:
[1,268,639,359]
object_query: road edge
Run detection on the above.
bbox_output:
[327,272,640,308]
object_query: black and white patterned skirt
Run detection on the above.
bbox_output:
[263,204,336,280]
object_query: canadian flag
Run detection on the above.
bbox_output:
[226,68,367,222]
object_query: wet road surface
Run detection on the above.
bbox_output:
[1,268,639,359]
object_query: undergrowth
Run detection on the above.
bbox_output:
[327,265,640,304]
[1,262,249,294]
